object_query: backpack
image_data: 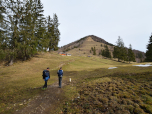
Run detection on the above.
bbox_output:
[58,70,63,77]
[42,70,47,79]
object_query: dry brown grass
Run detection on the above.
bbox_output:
[67,37,113,57]
[0,52,78,113]
[61,66,152,114]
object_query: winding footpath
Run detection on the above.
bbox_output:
[15,81,67,114]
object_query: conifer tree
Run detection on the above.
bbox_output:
[102,50,105,56]
[122,47,128,61]
[0,0,5,31]
[35,0,48,51]
[47,14,60,51]
[91,47,93,51]
[145,34,152,62]
[113,46,119,58]
[104,45,111,58]
[0,0,60,64]
[93,47,96,55]
[128,44,135,63]
[46,15,53,51]
[6,0,22,64]
[0,0,6,60]
[113,36,127,61]
[52,14,60,51]
[19,0,38,60]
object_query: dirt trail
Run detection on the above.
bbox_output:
[14,59,75,114]
[15,81,67,114]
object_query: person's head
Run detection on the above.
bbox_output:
[60,67,62,70]
[47,67,50,71]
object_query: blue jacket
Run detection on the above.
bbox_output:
[57,70,63,77]
[43,70,50,81]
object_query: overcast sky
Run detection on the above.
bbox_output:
[42,0,152,52]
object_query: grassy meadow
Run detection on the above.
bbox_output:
[0,52,152,114]
[61,66,152,114]
[0,52,77,113]
[60,61,152,114]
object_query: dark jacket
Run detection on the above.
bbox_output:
[43,70,50,81]
[57,70,63,77]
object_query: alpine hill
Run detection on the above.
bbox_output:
[58,35,145,62]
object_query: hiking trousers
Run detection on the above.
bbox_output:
[58,77,62,88]
[43,80,48,88]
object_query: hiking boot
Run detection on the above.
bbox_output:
[42,88,47,90]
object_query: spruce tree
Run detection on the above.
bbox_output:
[0,0,13,62]
[104,45,111,58]
[145,34,152,62]
[46,15,53,51]
[0,0,60,64]
[47,14,60,51]
[93,47,96,55]
[102,50,105,56]
[113,36,127,61]
[19,0,38,60]
[46,14,60,51]
[6,0,22,64]
[35,0,48,51]
[113,46,119,58]
[52,14,60,51]
[91,47,93,51]
[0,0,5,31]
[128,44,135,63]
[122,47,128,61]
[0,0,6,60]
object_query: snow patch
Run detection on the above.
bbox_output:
[108,67,117,69]
[133,63,152,67]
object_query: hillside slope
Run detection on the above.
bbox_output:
[58,35,145,62]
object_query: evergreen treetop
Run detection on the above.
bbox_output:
[145,34,152,62]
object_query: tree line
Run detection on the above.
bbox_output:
[0,0,60,65]
[113,34,152,62]
[89,34,152,63]
[113,36,135,63]
[93,36,136,62]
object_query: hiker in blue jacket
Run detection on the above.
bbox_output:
[42,67,50,89]
[57,67,63,88]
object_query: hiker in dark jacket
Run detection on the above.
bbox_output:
[57,67,63,88]
[42,67,50,89]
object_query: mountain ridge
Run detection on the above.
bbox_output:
[58,35,145,62]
